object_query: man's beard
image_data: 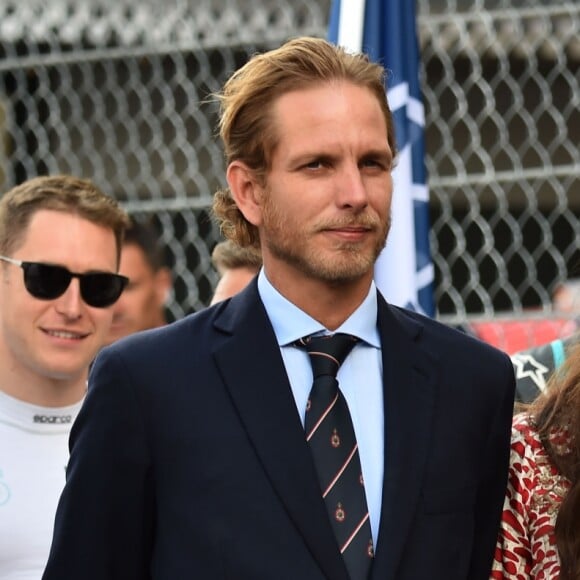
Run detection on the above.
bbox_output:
[261,195,390,284]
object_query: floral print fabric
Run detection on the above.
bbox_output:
[491,413,570,579]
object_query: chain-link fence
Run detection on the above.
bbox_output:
[0,0,578,326]
[418,0,579,324]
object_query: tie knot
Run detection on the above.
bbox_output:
[296,333,358,379]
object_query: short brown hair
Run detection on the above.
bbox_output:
[212,36,397,248]
[0,175,130,264]
[123,217,167,272]
[211,239,262,275]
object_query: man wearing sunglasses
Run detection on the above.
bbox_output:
[0,175,129,580]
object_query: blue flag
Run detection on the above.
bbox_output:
[329,0,435,316]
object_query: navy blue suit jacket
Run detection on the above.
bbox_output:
[43,281,515,580]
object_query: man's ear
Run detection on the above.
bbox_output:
[154,267,172,306]
[227,161,264,227]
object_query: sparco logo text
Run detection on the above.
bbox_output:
[33,415,72,424]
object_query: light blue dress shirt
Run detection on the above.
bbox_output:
[257,270,384,545]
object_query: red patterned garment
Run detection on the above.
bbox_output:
[490,413,571,579]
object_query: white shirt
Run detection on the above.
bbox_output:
[257,270,385,544]
[0,389,83,580]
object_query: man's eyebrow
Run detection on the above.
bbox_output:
[287,151,337,166]
[360,149,394,164]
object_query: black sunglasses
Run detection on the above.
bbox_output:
[0,255,128,308]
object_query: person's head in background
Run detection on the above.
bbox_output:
[210,239,262,305]
[0,174,129,405]
[553,278,580,314]
[105,217,172,345]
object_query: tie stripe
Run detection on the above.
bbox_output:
[323,443,358,498]
[308,350,341,365]
[305,393,339,441]
[341,513,371,553]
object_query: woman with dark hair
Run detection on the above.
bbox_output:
[491,341,580,579]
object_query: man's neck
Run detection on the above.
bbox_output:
[264,268,373,331]
[0,361,87,408]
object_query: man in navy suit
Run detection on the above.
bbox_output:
[43,37,515,580]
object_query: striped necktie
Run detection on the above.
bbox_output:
[297,333,373,580]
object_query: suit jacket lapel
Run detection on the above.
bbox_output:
[212,283,350,580]
[371,297,438,580]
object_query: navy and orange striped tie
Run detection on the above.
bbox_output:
[297,333,373,580]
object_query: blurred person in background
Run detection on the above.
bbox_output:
[492,341,580,579]
[511,276,579,404]
[105,217,172,345]
[0,175,128,580]
[553,277,580,315]
[210,239,261,305]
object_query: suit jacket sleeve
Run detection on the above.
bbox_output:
[43,346,154,580]
[469,352,515,580]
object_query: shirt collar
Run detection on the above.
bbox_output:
[257,269,380,348]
